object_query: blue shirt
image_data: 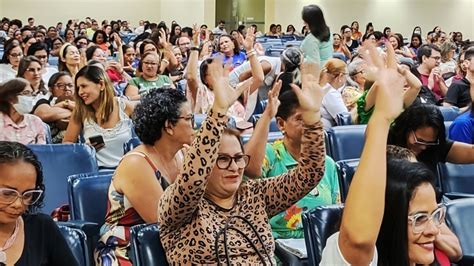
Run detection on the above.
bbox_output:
[449,111,474,144]
[213,51,247,70]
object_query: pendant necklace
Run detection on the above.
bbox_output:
[0,218,21,263]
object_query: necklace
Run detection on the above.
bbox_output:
[152,145,178,180]
[0,217,21,263]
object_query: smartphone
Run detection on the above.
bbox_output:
[89,135,105,146]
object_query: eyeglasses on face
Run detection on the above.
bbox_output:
[0,188,43,206]
[178,114,195,127]
[411,131,439,146]
[408,205,446,234]
[142,61,159,66]
[216,154,250,170]
[54,83,74,90]
[9,53,23,58]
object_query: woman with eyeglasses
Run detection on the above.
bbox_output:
[0,40,23,83]
[0,141,79,265]
[158,59,326,264]
[320,42,461,266]
[95,88,194,265]
[125,52,174,101]
[32,72,75,143]
[63,65,135,169]
[0,78,46,144]
[16,56,48,98]
[388,103,474,174]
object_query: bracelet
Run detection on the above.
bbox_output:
[246,49,256,55]
[162,59,169,64]
[190,47,201,51]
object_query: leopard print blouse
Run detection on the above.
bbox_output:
[158,109,325,265]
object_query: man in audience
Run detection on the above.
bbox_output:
[177,36,191,65]
[86,19,98,40]
[27,17,35,28]
[445,47,474,111]
[21,26,33,40]
[213,20,227,35]
[411,44,447,104]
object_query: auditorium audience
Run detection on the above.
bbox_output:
[0,141,79,265]
[63,65,134,168]
[158,60,325,264]
[245,82,340,239]
[96,88,193,265]
[0,78,46,144]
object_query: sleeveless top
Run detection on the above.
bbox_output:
[82,97,133,168]
[95,151,168,266]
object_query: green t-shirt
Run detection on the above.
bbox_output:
[261,140,340,239]
[357,90,374,124]
[128,75,173,95]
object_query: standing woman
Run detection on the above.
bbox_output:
[0,41,23,82]
[63,66,135,169]
[0,141,79,265]
[300,4,333,67]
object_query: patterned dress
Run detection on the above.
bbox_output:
[95,152,168,266]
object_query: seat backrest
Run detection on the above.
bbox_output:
[446,198,474,264]
[43,122,53,144]
[438,163,474,195]
[444,121,453,138]
[123,137,142,154]
[28,144,98,214]
[336,159,360,202]
[438,106,460,121]
[68,171,113,225]
[326,125,366,161]
[302,204,344,266]
[194,114,236,130]
[250,114,279,132]
[335,112,353,126]
[57,224,90,266]
[129,224,169,266]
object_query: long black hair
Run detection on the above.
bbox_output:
[377,158,437,265]
[301,4,330,42]
[0,141,45,213]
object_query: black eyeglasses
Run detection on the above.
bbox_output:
[412,131,439,146]
[178,114,195,127]
[54,83,74,90]
[216,154,250,170]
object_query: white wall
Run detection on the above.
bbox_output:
[269,0,474,41]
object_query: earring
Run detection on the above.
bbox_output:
[282,130,286,135]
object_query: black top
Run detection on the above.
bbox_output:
[13,213,79,266]
[445,77,471,108]
[345,40,359,53]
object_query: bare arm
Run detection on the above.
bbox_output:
[62,114,82,143]
[185,24,201,109]
[242,27,264,94]
[34,104,71,122]
[124,84,141,101]
[244,81,281,178]
[401,67,422,108]
[338,42,405,264]
[446,141,474,164]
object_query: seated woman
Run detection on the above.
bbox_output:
[245,83,340,239]
[91,30,111,55]
[95,88,194,265]
[50,37,65,57]
[158,59,326,264]
[33,72,75,143]
[389,34,414,60]
[355,42,421,124]
[63,65,134,169]
[16,56,49,100]
[0,40,23,82]
[125,52,174,101]
[320,42,462,265]
[389,103,474,174]
[320,58,349,127]
[213,34,246,69]
[121,44,136,77]
[58,43,86,78]
[332,33,351,61]
[439,41,457,76]
[449,92,474,144]
[0,141,79,265]
[0,78,46,144]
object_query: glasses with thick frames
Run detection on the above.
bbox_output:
[411,131,439,146]
[0,188,43,206]
[178,114,195,127]
[216,154,250,170]
[408,205,446,234]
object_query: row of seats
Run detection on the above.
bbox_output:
[302,198,474,265]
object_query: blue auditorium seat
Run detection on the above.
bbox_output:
[336,159,360,202]
[28,144,98,214]
[445,198,474,264]
[194,114,237,130]
[438,106,460,122]
[43,122,53,144]
[129,224,169,266]
[326,125,366,161]
[249,114,279,132]
[123,137,142,154]
[438,163,474,195]
[302,205,344,266]
[48,56,59,67]
[335,112,353,126]
[58,223,91,266]
[241,131,283,145]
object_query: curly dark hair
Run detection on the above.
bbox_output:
[0,141,45,213]
[133,87,187,145]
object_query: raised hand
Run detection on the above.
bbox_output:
[263,80,282,118]
[243,27,256,52]
[192,24,200,47]
[209,59,250,113]
[290,63,324,114]
[362,41,404,121]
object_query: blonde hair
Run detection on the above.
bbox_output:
[321,58,347,83]
[72,65,115,125]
